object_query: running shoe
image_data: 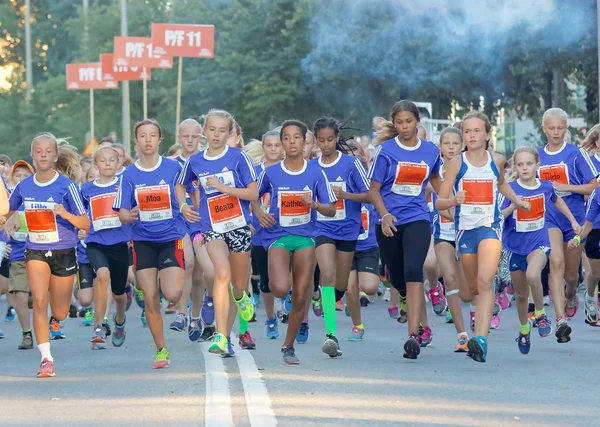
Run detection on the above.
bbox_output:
[467,336,487,363]
[266,317,280,339]
[469,311,475,333]
[208,333,229,354]
[37,358,55,378]
[0,327,4,339]
[497,289,510,310]
[555,316,572,343]
[112,314,126,347]
[536,314,552,337]
[49,317,65,340]
[188,318,201,342]
[104,318,111,337]
[454,334,468,353]
[169,312,188,332]
[543,295,552,306]
[280,313,289,324]
[249,312,257,323]
[238,331,256,350]
[296,322,309,344]
[528,311,536,324]
[585,294,599,326]
[428,282,447,316]
[403,334,420,359]
[348,325,364,341]
[141,309,147,328]
[78,307,87,318]
[397,308,408,324]
[282,345,299,365]
[359,291,370,307]
[516,330,531,355]
[165,302,176,314]
[233,290,254,322]
[4,306,15,322]
[335,299,343,311]
[199,325,215,342]
[399,294,407,312]
[312,295,323,317]
[221,336,235,358]
[322,334,343,358]
[125,283,133,311]
[152,348,170,369]
[490,315,500,330]
[69,304,78,318]
[420,326,433,347]
[19,334,33,350]
[282,290,292,315]
[565,296,579,319]
[82,309,94,326]
[91,323,107,350]
[134,286,145,309]
[388,307,399,319]
[445,310,453,324]
[253,293,260,308]
[383,288,390,302]
[201,293,215,325]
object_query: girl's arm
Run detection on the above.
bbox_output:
[435,156,461,211]
[553,195,581,235]
[553,178,598,196]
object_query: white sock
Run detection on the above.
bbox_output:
[458,332,468,340]
[38,342,53,362]
[469,303,476,312]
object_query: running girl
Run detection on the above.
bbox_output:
[1,134,89,378]
[502,146,579,354]
[114,119,187,369]
[436,111,529,363]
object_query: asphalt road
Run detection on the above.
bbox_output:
[0,293,598,427]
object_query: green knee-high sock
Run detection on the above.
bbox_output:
[322,286,337,337]
[239,312,248,334]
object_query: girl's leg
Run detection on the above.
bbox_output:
[435,242,466,335]
[511,269,529,329]
[205,240,233,335]
[316,243,338,339]
[346,270,361,327]
[584,258,600,324]
[473,239,502,339]
[548,228,566,318]
[174,234,195,322]
[93,267,110,326]
[136,268,164,349]
[564,242,583,302]
[287,247,315,348]
[526,250,548,312]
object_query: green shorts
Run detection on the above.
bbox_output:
[269,235,315,253]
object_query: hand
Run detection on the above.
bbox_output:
[381,213,397,237]
[257,210,276,228]
[181,204,200,223]
[0,216,6,227]
[553,182,568,193]
[77,229,87,240]
[206,176,228,194]
[301,193,317,209]
[571,222,582,236]
[454,190,466,205]
[128,206,139,223]
[514,196,530,213]
[4,244,11,259]
[332,185,346,200]
[54,204,70,219]
[567,238,579,250]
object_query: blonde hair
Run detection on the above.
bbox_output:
[31,133,82,182]
[205,109,235,132]
[345,140,370,170]
[508,145,539,181]
[93,145,120,165]
[167,143,182,157]
[243,139,264,165]
[581,124,600,153]
[542,108,568,125]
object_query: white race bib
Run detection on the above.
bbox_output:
[199,171,235,196]
[391,162,428,196]
[135,185,173,222]
[317,182,346,221]
[24,201,59,244]
[514,194,545,232]
[207,194,246,233]
[90,193,121,231]
[279,191,311,227]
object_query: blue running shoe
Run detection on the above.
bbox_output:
[49,317,66,340]
[134,286,145,309]
[141,309,147,328]
[111,314,126,347]
[0,327,4,339]
[516,330,531,355]
[188,318,201,342]
[265,317,280,339]
[220,335,235,358]
[348,325,364,341]
[536,314,552,337]
[5,306,16,322]
[253,293,260,308]
[296,322,309,344]
[282,291,292,315]
[445,310,453,324]
[201,293,215,325]
[169,312,188,332]
[82,309,94,326]
[467,336,487,363]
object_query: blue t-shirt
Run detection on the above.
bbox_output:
[113,157,185,243]
[8,173,86,250]
[500,179,556,255]
[585,189,600,229]
[81,178,131,246]
[367,137,440,226]
[257,160,337,249]
[356,204,378,251]
[178,145,257,234]
[312,152,370,241]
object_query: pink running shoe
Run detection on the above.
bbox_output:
[37,358,55,378]
[490,314,500,329]
[388,307,399,319]
[497,289,510,310]
[420,326,433,347]
[428,282,447,316]
[565,296,579,319]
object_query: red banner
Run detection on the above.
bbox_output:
[152,24,215,58]
[113,36,173,69]
[66,63,118,90]
[100,54,151,81]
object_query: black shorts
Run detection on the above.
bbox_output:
[314,264,320,292]
[87,242,130,295]
[585,229,600,259]
[25,248,78,277]
[204,226,252,253]
[132,240,185,272]
[128,245,134,267]
[251,245,270,293]
[351,247,380,274]
[314,236,357,253]
[434,238,456,248]
[77,262,95,290]
[0,257,9,279]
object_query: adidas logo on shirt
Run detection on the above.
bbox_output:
[159,179,166,184]
[47,196,54,202]
[222,167,229,172]
[336,176,343,181]
[303,186,310,191]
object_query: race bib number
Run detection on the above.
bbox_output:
[358,206,369,241]
[279,191,311,227]
[461,179,494,216]
[391,162,428,196]
[514,193,545,232]
[207,194,246,233]
[317,182,346,221]
[90,193,121,231]
[440,214,455,234]
[539,164,570,197]
[199,171,235,196]
[24,203,59,244]
[12,211,28,242]
[135,185,173,222]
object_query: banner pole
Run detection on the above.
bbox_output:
[143,66,148,119]
[90,88,96,154]
[175,56,183,130]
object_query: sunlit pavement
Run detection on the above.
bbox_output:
[0,295,598,427]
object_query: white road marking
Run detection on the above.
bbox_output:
[201,343,233,427]
[236,349,278,426]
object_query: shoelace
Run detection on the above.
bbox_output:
[299,323,309,334]
[429,290,441,305]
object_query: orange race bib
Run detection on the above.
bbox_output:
[317,182,346,221]
[135,185,173,222]
[538,164,570,196]
[460,179,495,217]
[392,162,428,196]
[514,193,545,232]
[24,205,59,244]
[90,193,121,231]
[207,194,246,233]
[279,191,311,227]
[358,206,369,241]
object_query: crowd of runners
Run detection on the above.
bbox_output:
[0,100,599,378]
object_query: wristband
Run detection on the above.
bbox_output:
[382,213,392,221]
[574,235,581,246]
[179,203,189,214]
